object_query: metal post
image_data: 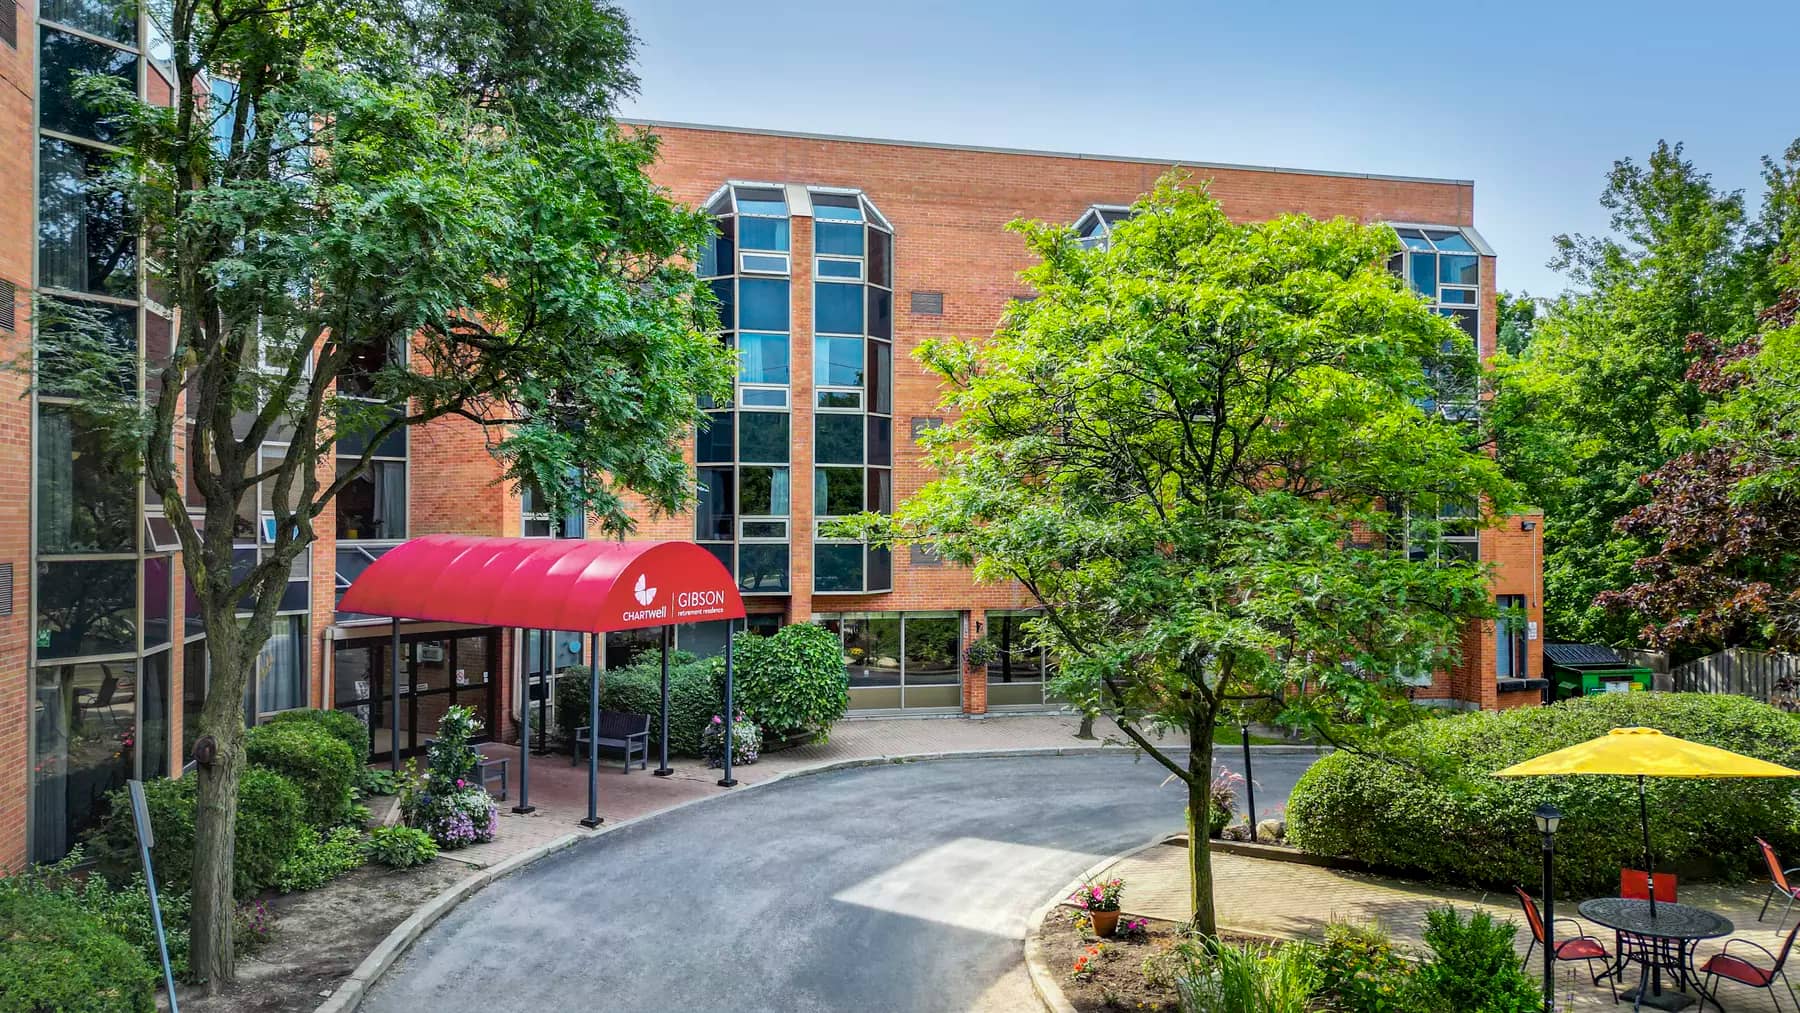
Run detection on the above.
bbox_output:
[1241,725,1256,832]
[128,781,179,1013]
[654,624,673,776]
[534,629,551,754]
[718,624,737,787]
[581,631,601,828]
[1542,827,1555,1013]
[390,617,402,772]
[513,629,535,814]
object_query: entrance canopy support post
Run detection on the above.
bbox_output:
[513,628,536,814]
[581,631,602,828]
[390,617,402,772]
[654,625,673,777]
[718,623,737,788]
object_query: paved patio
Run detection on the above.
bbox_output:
[1101,840,1796,1012]
[398,712,1191,868]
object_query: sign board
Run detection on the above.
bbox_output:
[1527,621,1539,641]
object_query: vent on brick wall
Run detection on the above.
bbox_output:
[0,562,12,616]
[910,417,943,440]
[1,0,15,48]
[910,291,944,316]
[0,280,15,331]
[910,544,943,568]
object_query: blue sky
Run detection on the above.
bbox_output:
[616,0,1799,298]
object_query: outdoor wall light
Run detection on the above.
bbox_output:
[1521,520,1538,531]
[1534,803,1562,837]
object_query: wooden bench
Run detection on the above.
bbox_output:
[572,710,651,773]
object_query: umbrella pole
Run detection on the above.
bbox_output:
[1639,774,1656,918]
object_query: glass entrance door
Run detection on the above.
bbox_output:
[334,628,499,762]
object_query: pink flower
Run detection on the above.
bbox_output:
[712,715,723,724]
[456,779,466,788]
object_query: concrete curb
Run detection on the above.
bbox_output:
[312,742,1281,1012]
[1024,832,1184,1013]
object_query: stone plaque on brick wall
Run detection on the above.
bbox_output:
[910,291,944,315]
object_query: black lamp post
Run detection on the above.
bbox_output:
[1535,803,1563,1013]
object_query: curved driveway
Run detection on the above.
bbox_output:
[364,750,1318,1013]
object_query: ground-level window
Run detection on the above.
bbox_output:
[815,611,962,710]
[986,610,1057,707]
[30,658,138,861]
[1496,594,1528,680]
[333,628,498,761]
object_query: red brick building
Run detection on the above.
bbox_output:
[0,20,1544,876]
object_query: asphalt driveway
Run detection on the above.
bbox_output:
[363,749,1321,1013]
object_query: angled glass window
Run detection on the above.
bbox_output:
[696,466,733,541]
[699,218,734,277]
[738,411,790,463]
[738,217,789,252]
[42,0,137,44]
[1394,228,1434,251]
[38,137,138,298]
[867,416,892,466]
[40,28,139,144]
[866,469,892,514]
[816,414,863,464]
[866,287,892,339]
[1424,229,1475,253]
[815,282,863,334]
[738,278,789,332]
[732,187,788,217]
[737,331,789,385]
[708,279,734,329]
[815,336,864,388]
[866,546,892,592]
[695,410,734,463]
[815,222,863,257]
[868,340,892,414]
[811,192,864,221]
[866,228,892,289]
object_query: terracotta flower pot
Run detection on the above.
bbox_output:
[1090,909,1120,937]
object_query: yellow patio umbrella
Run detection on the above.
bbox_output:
[1494,726,1800,915]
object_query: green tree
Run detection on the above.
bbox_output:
[33,0,731,984]
[1495,290,1538,357]
[1489,141,1758,644]
[846,177,1514,934]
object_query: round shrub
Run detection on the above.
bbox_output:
[0,888,157,1012]
[266,708,372,768]
[558,655,722,756]
[725,623,850,742]
[1287,693,1800,894]
[88,767,305,896]
[367,826,439,868]
[246,720,357,828]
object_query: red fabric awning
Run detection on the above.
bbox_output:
[336,535,747,632]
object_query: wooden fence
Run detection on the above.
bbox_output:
[1670,648,1800,709]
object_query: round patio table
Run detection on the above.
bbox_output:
[1578,897,1733,1012]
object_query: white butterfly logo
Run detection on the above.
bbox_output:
[634,573,657,606]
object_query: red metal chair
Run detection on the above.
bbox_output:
[1515,886,1618,1001]
[1759,837,1800,931]
[1622,869,1677,903]
[1698,919,1800,1012]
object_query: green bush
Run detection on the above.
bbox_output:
[2,848,190,983]
[1316,921,1413,1013]
[273,825,366,892]
[726,623,850,741]
[1287,693,1800,894]
[1179,939,1320,1013]
[556,654,722,756]
[367,826,438,868]
[266,708,372,768]
[246,720,358,828]
[88,767,304,896]
[1409,907,1541,1013]
[0,888,157,1013]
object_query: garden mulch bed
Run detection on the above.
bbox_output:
[171,859,467,1012]
[1036,905,1268,1012]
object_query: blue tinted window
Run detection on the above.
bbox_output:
[733,187,787,216]
[1425,229,1475,253]
[741,388,787,407]
[695,411,734,464]
[815,414,863,464]
[813,544,863,592]
[740,253,788,274]
[812,193,864,221]
[1439,288,1476,305]
[738,411,790,463]
[709,278,734,329]
[816,258,861,279]
[1408,254,1436,299]
[866,287,892,339]
[738,278,789,331]
[738,332,789,385]
[695,467,733,541]
[815,222,863,257]
[738,216,789,252]
[1394,228,1433,252]
[867,416,891,466]
[815,336,864,388]
[1439,255,1479,286]
[815,282,863,334]
[700,218,733,276]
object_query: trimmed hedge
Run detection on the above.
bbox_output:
[725,623,849,741]
[1287,693,1800,895]
[0,888,157,1012]
[245,721,357,828]
[267,708,372,768]
[555,654,722,756]
[88,767,305,896]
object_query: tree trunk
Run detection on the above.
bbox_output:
[190,628,248,987]
[1186,719,1217,936]
[1076,713,1096,739]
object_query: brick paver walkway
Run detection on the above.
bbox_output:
[1101,840,1793,1012]
[413,712,1163,868]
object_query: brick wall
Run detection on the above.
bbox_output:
[0,0,34,870]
